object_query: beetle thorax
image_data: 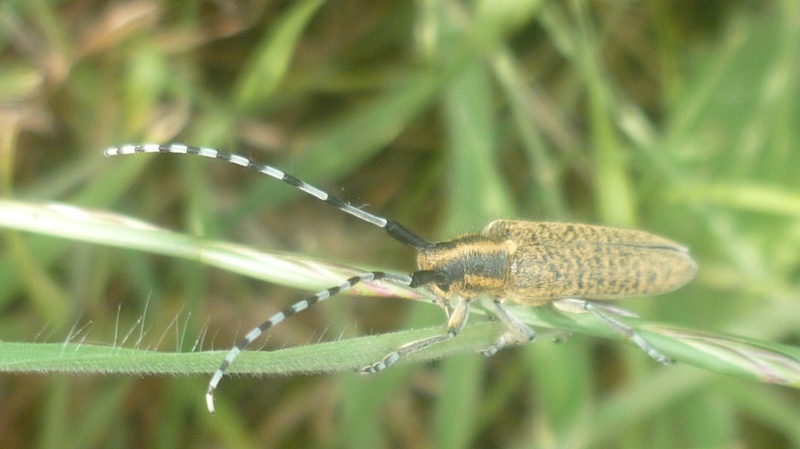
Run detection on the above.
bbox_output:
[416,234,512,299]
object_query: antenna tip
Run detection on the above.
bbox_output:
[206,391,216,414]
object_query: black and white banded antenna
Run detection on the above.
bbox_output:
[105,144,433,251]
[104,143,438,413]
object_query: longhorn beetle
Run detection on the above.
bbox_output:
[105,143,698,414]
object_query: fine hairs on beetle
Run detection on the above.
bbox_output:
[105,144,698,414]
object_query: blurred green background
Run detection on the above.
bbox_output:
[2,0,800,448]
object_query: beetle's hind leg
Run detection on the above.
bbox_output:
[553,298,674,365]
[482,300,537,357]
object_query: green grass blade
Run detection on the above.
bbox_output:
[1,199,799,388]
[0,199,421,298]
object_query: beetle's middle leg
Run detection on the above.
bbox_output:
[482,300,537,357]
